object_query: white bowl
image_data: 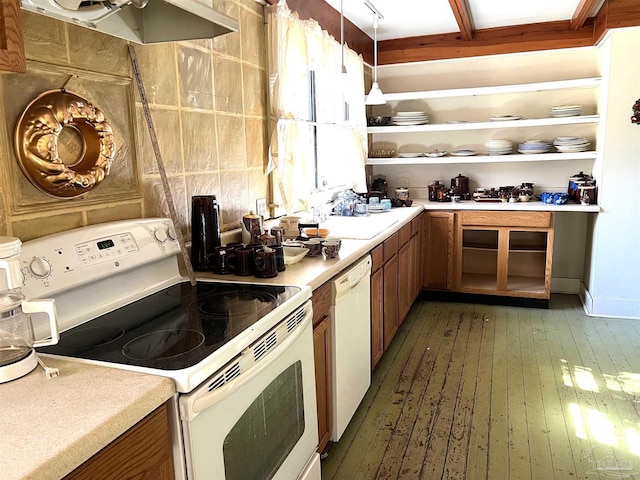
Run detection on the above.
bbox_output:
[283,246,308,265]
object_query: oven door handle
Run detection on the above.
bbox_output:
[180,311,312,421]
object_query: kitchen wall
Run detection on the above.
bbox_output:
[0,0,268,242]
[584,27,640,318]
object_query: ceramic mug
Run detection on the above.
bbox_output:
[254,248,278,278]
[211,246,233,274]
[303,239,323,257]
[322,241,340,259]
[234,247,255,276]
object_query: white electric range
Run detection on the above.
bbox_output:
[21,218,320,480]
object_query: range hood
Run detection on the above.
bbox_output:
[20,0,239,44]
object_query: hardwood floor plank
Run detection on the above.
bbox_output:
[487,305,510,479]
[420,303,476,479]
[517,307,555,480]
[546,302,603,479]
[505,306,533,479]
[374,303,455,479]
[395,304,471,479]
[465,304,496,480]
[530,305,580,478]
[441,305,485,479]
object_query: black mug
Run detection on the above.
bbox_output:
[254,248,278,278]
[273,245,286,272]
[191,195,221,271]
[212,246,233,275]
[234,247,255,276]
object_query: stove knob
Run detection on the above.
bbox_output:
[29,257,51,279]
[154,228,168,243]
[167,226,178,241]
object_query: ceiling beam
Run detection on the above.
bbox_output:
[571,0,603,29]
[448,0,474,40]
[377,20,595,64]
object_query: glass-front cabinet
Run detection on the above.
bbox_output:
[456,212,554,299]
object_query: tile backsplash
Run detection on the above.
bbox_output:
[1,0,268,242]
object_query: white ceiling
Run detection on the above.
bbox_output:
[324,0,603,40]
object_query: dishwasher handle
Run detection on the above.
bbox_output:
[332,255,371,303]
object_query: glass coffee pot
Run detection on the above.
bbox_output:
[0,236,59,383]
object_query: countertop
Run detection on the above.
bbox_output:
[0,358,175,480]
[197,205,425,290]
[1,201,593,479]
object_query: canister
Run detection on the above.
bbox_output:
[241,211,263,245]
[395,187,410,201]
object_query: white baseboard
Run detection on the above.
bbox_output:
[580,283,640,319]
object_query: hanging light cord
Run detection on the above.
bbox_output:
[373,15,379,83]
[340,0,347,74]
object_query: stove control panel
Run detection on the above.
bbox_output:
[19,218,182,301]
[74,232,139,266]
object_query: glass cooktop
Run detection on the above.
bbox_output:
[38,281,301,370]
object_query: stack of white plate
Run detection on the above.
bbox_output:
[485,139,513,155]
[553,136,591,152]
[392,111,429,126]
[518,139,552,154]
[550,105,583,117]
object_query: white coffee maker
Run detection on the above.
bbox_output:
[0,236,59,383]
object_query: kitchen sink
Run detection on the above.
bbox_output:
[320,214,399,240]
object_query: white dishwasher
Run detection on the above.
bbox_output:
[330,254,372,441]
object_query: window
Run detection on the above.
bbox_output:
[266,3,367,215]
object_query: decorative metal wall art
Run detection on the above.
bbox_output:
[14,89,115,198]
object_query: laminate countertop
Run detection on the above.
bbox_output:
[0,358,175,480]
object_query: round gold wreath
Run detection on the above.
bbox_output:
[14,89,115,198]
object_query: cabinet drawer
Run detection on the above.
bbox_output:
[312,282,331,327]
[398,224,411,247]
[371,244,384,272]
[383,233,399,262]
[459,211,552,228]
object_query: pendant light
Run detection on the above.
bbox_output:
[365,2,386,106]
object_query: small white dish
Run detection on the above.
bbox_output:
[425,150,447,157]
[489,115,522,121]
[451,149,477,156]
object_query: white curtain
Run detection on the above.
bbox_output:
[267,0,367,214]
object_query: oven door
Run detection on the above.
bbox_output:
[179,301,319,480]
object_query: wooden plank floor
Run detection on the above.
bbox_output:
[321,294,640,480]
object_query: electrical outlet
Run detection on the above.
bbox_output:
[256,198,267,217]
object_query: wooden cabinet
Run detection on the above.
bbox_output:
[410,216,423,299]
[422,211,456,291]
[456,211,555,299]
[382,232,399,349]
[397,223,414,322]
[370,244,384,370]
[64,403,174,480]
[0,0,26,73]
[311,282,332,454]
[370,217,424,370]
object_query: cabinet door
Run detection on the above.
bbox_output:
[0,0,26,73]
[64,403,174,480]
[383,254,399,349]
[312,316,332,453]
[422,212,455,290]
[410,231,421,301]
[398,242,412,321]
[370,267,384,370]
